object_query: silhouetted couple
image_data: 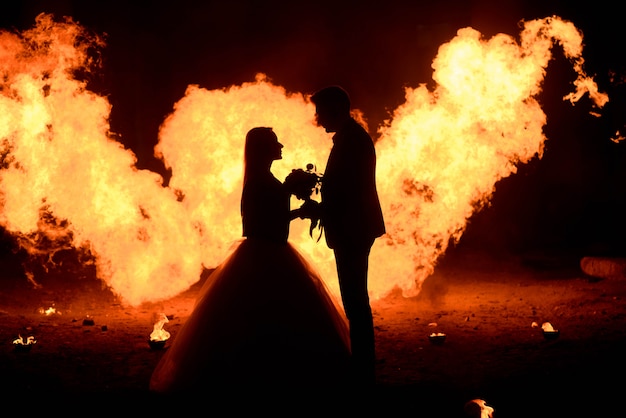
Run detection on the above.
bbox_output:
[150,86,385,394]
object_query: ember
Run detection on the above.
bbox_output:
[464,398,494,418]
[429,332,447,345]
[149,313,170,349]
[542,322,560,340]
[38,306,60,316]
[13,335,36,352]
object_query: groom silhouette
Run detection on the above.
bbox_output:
[310,86,386,386]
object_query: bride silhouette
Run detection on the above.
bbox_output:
[149,127,351,393]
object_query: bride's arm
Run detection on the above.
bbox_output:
[290,199,321,221]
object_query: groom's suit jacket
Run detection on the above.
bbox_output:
[321,117,386,250]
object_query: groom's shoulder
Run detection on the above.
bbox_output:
[345,118,372,140]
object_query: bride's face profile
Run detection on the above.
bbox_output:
[269,136,283,161]
[245,127,283,171]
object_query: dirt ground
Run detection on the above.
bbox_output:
[1,247,625,416]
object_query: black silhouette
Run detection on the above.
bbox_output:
[309,86,386,386]
[284,163,323,238]
[149,127,350,393]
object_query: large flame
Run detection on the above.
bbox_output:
[372,17,607,298]
[0,14,607,305]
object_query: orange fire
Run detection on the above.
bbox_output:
[150,313,170,342]
[464,398,494,418]
[541,322,557,332]
[0,14,608,306]
[38,306,59,315]
[13,335,36,346]
[373,17,607,298]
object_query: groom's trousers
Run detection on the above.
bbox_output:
[333,240,376,385]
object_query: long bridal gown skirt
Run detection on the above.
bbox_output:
[149,238,351,393]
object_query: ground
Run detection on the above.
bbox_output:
[1,247,625,416]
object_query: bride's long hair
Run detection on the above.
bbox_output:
[243,127,276,185]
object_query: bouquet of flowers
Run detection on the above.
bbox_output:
[284,163,322,201]
[284,163,323,239]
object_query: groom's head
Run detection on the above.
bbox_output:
[311,86,351,133]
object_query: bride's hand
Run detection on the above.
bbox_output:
[298,199,320,220]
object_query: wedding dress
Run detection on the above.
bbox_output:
[149,173,351,394]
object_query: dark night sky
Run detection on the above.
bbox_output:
[2,0,626,256]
